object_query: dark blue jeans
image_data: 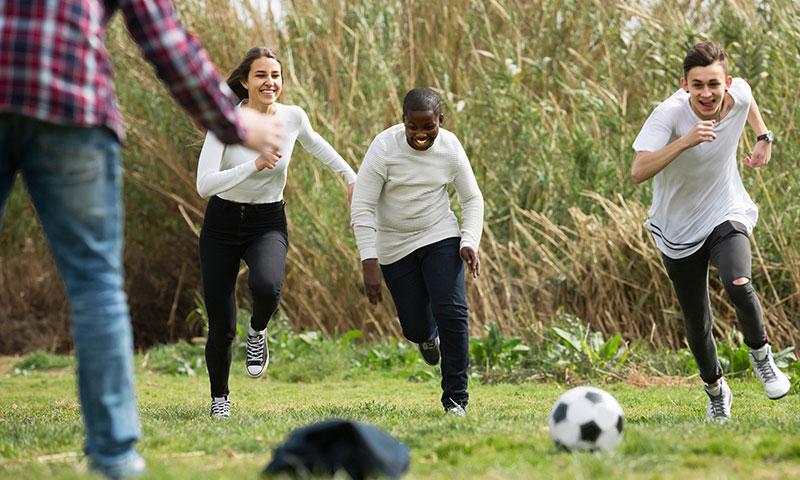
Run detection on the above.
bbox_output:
[380,237,469,409]
[662,220,767,384]
[0,114,141,470]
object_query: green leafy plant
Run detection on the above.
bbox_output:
[140,341,205,376]
[13,350,74,375]
[548,313,628,367]
[352,339,420,370]
[469,322,530,371]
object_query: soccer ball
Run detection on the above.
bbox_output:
[548,386,624,452]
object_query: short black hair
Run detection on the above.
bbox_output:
[402,87,442,116]
[683,42,728,78]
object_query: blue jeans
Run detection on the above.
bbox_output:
[380,237,469,409]
[0,114,141,470]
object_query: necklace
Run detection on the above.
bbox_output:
[715,93,728,126]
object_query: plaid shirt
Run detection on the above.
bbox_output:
[0,0,244,144]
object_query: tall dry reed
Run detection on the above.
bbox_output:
[3,0,799,352]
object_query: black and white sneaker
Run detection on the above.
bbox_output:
[704,378,732,423]
[418,336,440,365]
[210,395,231,418]
[749,344,791,400]
[246,329,269,378]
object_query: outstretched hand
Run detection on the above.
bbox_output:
[361,259,382,305]
[460,246,480,279]
[743,140,771,168]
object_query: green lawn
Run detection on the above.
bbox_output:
[1,351,799,479]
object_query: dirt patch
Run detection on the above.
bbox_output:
[624,366,695,388]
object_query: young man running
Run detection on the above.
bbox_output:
[351,87,483,416]
[632,41,790,422]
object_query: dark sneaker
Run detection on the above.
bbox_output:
[246,329,269,378]
[210,395,231,418]
[749,344,791,400]
[704,378,732,423]
[418,336,440,365]
[89,451,145,479]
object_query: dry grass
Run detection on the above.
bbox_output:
[3,0,800,352]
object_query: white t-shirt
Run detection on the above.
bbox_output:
[350,124,484,265]
[632,77,758,259]
[196,103,356,203]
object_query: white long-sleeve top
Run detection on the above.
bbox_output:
[196,103,356,202]
[351,124,484,264]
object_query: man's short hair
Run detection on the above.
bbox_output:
[402,87,442,116]
[683,41,729,78]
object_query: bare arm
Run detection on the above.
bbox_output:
[742,98,772,168]
[631,120,717,184]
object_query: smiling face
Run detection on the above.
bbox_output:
[403,110,443,150]
[680,62,732,121]
[241,56,282,113]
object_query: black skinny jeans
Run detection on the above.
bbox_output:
[662,221,767,384]
[199,196,288,397]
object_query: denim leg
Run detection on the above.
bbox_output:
[382,237,469,408]
[419,238,469,408]
[662,248,722,384]
[17,121,140,466]
[0,115,22,230]
[380,255,438,344]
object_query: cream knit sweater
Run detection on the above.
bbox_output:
[351,124,484,264]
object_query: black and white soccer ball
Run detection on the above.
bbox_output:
[548,386,624,452]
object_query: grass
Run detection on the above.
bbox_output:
[1,343,799,479]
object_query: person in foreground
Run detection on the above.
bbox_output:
[350,87,484,416]
[196,47,356,418]
[0,1,282,478]
[631,41,790,422]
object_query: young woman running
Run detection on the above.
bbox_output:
[632,42,790,422]
[196,47,356,417]
[350,87,484,416]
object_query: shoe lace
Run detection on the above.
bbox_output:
[211,399,230,416]
[753,355,777,382]
[247,334,264,362]
[447,398,466,416]
[422,340,436,350]
[708,393,726,417]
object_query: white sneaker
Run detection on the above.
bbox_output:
[90,451,146,478]
[211,395,231,418]
[246,329,269,378]
[704,378,732,423]
[749,344,791,400]
[445,398,467,417]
